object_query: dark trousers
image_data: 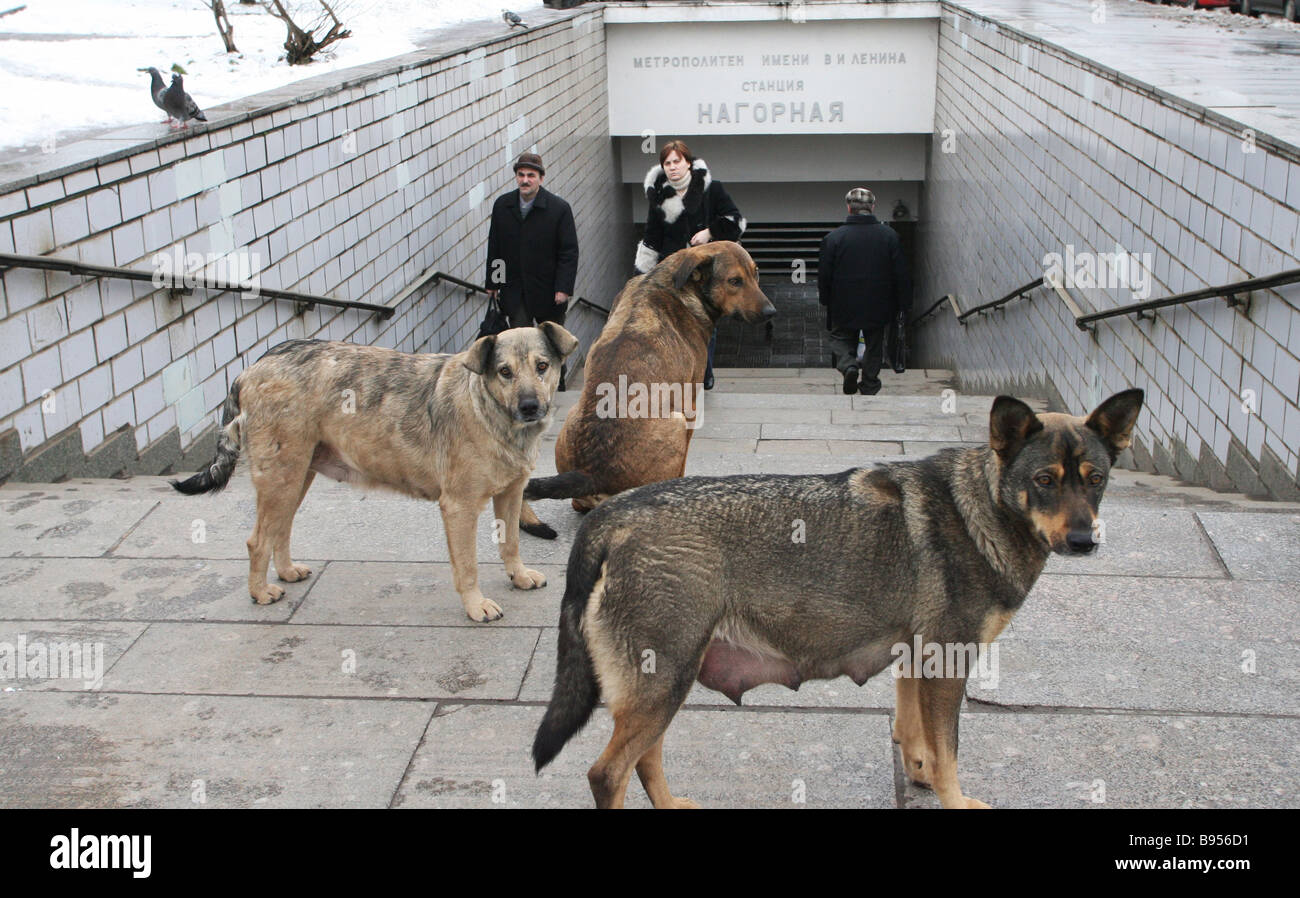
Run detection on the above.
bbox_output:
[501,291,567,329]
[829,325,885,392]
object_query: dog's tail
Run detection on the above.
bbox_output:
[523,470,599,502]
[532,529,607,772]
[170,380,244,495]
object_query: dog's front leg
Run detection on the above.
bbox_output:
[493,479,547,590]
[917,675,989,809]
[439,495,501,622]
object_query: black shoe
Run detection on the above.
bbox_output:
[703,371,715,391]
[842,365,859,395]
[859,381,881,396]
[558,365,566,392]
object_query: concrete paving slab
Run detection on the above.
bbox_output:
[762,423,966,442]
[106,622,541,700]
[686,438,759,453]
[1044,508,1227,578]
[831,409,984,425]
[0,621,145,692]
[1196,512,1300,581]
[827,441,905,457]
[0,557,298,621]
[1,484,160,558]
[692,422,761,440]
[942,711,1300,809]
[294,561,566,628]
[902,441,983,455]
[987,575,1298,715]
[0,691,432,808]
[756,439,831,454]
[697,393,855,409]
[115,476,583,566]
[395,703,896,809]
[703,407,833,425]
[713,380,841,395]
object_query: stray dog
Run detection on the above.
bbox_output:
[532,389,1144,807]
[519,242,775,537]
[172,325,578,622]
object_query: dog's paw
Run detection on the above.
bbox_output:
[669,796,700,809]
[509,568,547,590]
[277,563,312,582]
[964,796,991,809]
[251,583,286,605]
[464,595,504,622]
[903,755,932,789]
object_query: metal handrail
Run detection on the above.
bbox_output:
[1074,266,1300,330]
[956,276,1044,323]
[0,251,395,319]
[431,272,492,297]
[910,293,961,326]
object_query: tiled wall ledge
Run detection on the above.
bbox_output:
[916,3,1300,500]
[0,4,630,482]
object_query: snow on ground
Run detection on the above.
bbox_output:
[0,0,544,156]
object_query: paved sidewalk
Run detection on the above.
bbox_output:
[1,368,1297,808]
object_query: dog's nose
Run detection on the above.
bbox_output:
[1065,530,1097,554]
[518,397,540,418]
[760,302,777,321]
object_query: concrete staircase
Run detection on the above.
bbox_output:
[0,367,1296,808]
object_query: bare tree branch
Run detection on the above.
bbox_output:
[199,0,239,53]
[263,0,352,65]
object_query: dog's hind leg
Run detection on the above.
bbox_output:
[892,675,934,789]
[916,675,988,809]
[273,469,315,584]
[246,454,312,605]
[588,705,678,809]
[635,735,698,809]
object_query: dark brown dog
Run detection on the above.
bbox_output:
[521,242,775,533]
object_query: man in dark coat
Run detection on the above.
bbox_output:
[818,187,911,395]
[486,152,580,328]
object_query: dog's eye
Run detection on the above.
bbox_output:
[537,361,549,373]
[1034,474,1054,487]
[729,277,742,287]
[1088,472,1104,486]
[498,366,513,379]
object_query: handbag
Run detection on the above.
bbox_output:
[477,292,510,340]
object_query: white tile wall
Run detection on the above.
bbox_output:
[918,8,1300,496]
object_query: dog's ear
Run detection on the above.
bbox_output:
[464,334,495,375]
[672,247,714,290]
[989,396,1043,464]
[1085,388,1144,461]
[538,321,579,360]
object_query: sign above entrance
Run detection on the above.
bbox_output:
[607,19,938,136]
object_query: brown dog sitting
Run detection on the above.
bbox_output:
[520,242,775,535]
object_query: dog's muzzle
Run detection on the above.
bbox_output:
[516,397,545,422]
[1062,529,1098,555]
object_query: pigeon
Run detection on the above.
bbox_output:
[162,73,207,129]
[502,9,527,28]
[138,67,170,121]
